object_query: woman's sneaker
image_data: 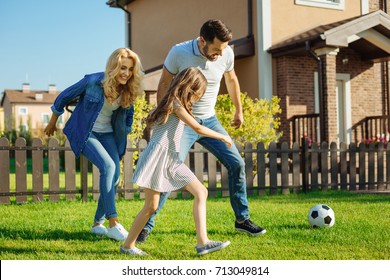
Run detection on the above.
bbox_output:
[91,224,108,236]
[235,219,266,236]
[120,246,148,256]
[195,240,231,255]
[107,223,128,241]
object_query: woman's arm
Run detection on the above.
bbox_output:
[173,106,232,148]
[44,113,59,136]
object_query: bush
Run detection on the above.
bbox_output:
[215,92,282,148]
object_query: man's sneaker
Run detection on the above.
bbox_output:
[107,223,128,241]
[120,246,148,256]
[195,240,231,255]
[136,229,149,243]
[91,224,108,236]
[235,219,266,236]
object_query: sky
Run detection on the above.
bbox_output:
[0,0,126,93]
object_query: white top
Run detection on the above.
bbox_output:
[92,96,121,133]
[164,38,234,119]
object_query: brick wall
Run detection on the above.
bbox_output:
[275,48,385,144]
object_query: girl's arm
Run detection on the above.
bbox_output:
[173,106,232,148]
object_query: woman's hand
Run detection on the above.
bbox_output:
[44,114,59,136]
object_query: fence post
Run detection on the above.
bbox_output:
[358,142,366,191]
[281,142,290,194]
[377,142,384,191]
[269,142,278,195]
[15,137,27,203]
[80,155,89,202]
[122,139,135,200]
[32,138,44,202]
[301,137,309,193]
[0,137,10,204]
[64,140,76,200]
[257,142,266,195]
[48,138,60,202]
[292,142,300,193]
[244,142,254,194]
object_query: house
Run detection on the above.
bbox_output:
[1,83,69,137]
[107,0,390,145]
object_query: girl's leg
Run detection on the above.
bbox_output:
[123,188,160,249]
[183,179,209,246]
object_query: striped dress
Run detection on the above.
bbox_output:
[132,113,197,192]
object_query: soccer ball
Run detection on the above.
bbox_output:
[308,204,335,228]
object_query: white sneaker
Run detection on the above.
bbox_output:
[107,223,128,241]
[120,246,148,256]
[91,224,108,236]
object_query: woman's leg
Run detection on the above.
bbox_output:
[123,188,160,249]
[183,179,209,246]
[82,132,120,226]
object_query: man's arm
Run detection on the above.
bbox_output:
[224,69,243,128]
[156,66,175,103]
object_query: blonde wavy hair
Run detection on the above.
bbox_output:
[147,67,207,126]
[102,48,144,108]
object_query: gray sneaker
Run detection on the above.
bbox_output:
[195,240,231,255]
[120,246,148,256]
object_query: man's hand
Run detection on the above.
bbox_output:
[231,111,243,129]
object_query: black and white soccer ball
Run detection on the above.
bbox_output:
[308,204,335,228]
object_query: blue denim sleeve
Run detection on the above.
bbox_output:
[51,75,89,115]
[125,105,134,133]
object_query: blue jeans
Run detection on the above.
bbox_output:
[143,115,250,232]
[82,132,121,224]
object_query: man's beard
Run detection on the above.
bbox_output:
[201,44,218,61]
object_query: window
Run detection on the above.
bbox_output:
[42,113,62,125]
[18,107,28,115]
[295,0,345,10]
[42,113,50,125]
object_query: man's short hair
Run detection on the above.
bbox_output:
[200,19,233,43]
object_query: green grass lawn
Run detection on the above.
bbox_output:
[0,191,389,260]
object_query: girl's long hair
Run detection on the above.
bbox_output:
[147,67,207,126]
[102,48,144,108]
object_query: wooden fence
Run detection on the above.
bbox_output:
[0,137,389,204]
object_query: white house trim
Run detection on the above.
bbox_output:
[257,0,273,100]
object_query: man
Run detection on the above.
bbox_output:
[137,19,266,243]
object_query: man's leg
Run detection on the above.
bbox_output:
[198,116,266,235]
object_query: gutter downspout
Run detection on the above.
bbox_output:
[384,1,390,134]
[248,0,253,38]
[108,0,132,49]
[306,41,325,143]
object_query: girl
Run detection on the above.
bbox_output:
[121,67,231,256]
[44,48,144,241]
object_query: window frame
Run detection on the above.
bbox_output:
[295,0,345,10]
[18,107,28,115]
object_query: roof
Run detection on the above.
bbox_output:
[2,89,59,105]
[268,10,390,61]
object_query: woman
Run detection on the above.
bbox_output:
[44,48,144,241]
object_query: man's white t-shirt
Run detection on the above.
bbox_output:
[164,38,234,119]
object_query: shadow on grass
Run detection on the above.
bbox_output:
[0,226,104,241]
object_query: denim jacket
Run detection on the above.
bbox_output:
[51,72,134,159]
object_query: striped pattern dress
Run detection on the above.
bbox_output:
[132,113,197,192]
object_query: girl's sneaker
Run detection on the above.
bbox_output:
[195,240,231,255]
[120,246,148,256]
